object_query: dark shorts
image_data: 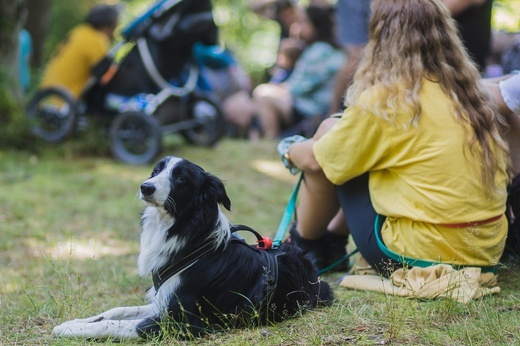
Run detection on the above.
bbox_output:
[336,173,398,275]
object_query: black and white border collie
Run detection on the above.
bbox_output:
[53,156,332,340]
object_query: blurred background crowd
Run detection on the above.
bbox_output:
[1,0,519,145]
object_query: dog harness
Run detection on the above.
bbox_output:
[152,236,216,291]
[152,225,282,293]
[231,224,283,300]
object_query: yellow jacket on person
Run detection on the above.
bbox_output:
[313,79,508,267]
[40,24,110,98]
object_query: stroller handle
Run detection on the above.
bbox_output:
[122,0,184,40]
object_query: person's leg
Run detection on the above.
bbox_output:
[296,171,340,240]
[252,83,292,139]
[222,90,255,134]
[336,173,398,275]
[290,170,347,270]
[327,209,349,236]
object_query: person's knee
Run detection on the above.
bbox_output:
[253,84,292,112]
[222,91,253,127]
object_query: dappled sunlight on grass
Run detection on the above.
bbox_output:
[94,161,151,183]
[21,232,138,261]
[46,237,137,260]
[251,159,298,184]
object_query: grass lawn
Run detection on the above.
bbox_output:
[0,137,519,345]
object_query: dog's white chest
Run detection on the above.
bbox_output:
[138,207,182,277]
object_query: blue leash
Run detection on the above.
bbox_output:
[272,173,358,274]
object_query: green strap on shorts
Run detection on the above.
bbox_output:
[374,214,498,274]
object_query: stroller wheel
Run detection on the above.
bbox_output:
[110,112,162,165]
[181,92,226,146]
[26,87,77,142]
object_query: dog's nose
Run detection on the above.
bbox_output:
[140,182,156,196]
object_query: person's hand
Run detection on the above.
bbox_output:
[277,135,306,175]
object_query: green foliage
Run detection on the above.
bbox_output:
[493,0,520,31]
[0,70,33,150]
[43,0,98,62]
[213,0,280,84]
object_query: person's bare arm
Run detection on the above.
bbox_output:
[481,75,514,117]
[286,117,340,173]
[442,0,486,16]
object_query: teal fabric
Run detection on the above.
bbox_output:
[19,29,32,91]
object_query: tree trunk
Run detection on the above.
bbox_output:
[25,0,52,68]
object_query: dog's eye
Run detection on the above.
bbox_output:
[151,162,165,176]
[176,175,186,183]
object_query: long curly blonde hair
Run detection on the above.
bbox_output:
[345,0,510,195]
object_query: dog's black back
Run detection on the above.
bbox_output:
[137,157,332,338]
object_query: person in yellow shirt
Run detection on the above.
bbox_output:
[40,4,120,98]
[279,0,510,275]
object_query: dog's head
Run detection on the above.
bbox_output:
[140,156,231,217]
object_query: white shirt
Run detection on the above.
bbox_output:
[499,73,520,114]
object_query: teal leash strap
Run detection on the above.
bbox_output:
[272,173,303,248]
[318,249,359,275]
[271,173,358,275]
[374,214,498,274]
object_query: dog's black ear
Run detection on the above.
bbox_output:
[205,174,231,211]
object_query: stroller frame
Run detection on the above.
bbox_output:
[27,0,226,165]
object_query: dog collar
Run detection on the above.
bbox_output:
[152,236,216,292]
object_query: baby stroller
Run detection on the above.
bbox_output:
[27,0,228,164]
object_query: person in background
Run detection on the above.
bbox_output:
[482,73,520,174]
[483,74,520,117]
[249,4,344,139]
[279,0,510,277]
[18,29,32,93]
[18,2,32,94]
[249,0,302,40]
[443,0,493,73]
[482,73,520,257]
[328,0,372,114]
[269,37,305,84]
[39,4,120,99]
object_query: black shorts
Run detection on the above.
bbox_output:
[336,173,399,275]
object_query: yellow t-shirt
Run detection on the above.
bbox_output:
[314,79,508,267]
[40,24,110,98]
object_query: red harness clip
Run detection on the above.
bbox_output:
[257,236,273,250]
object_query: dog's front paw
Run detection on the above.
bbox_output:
[52,323,78,338]
[55,315,104,327]
[52,321,101,338]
